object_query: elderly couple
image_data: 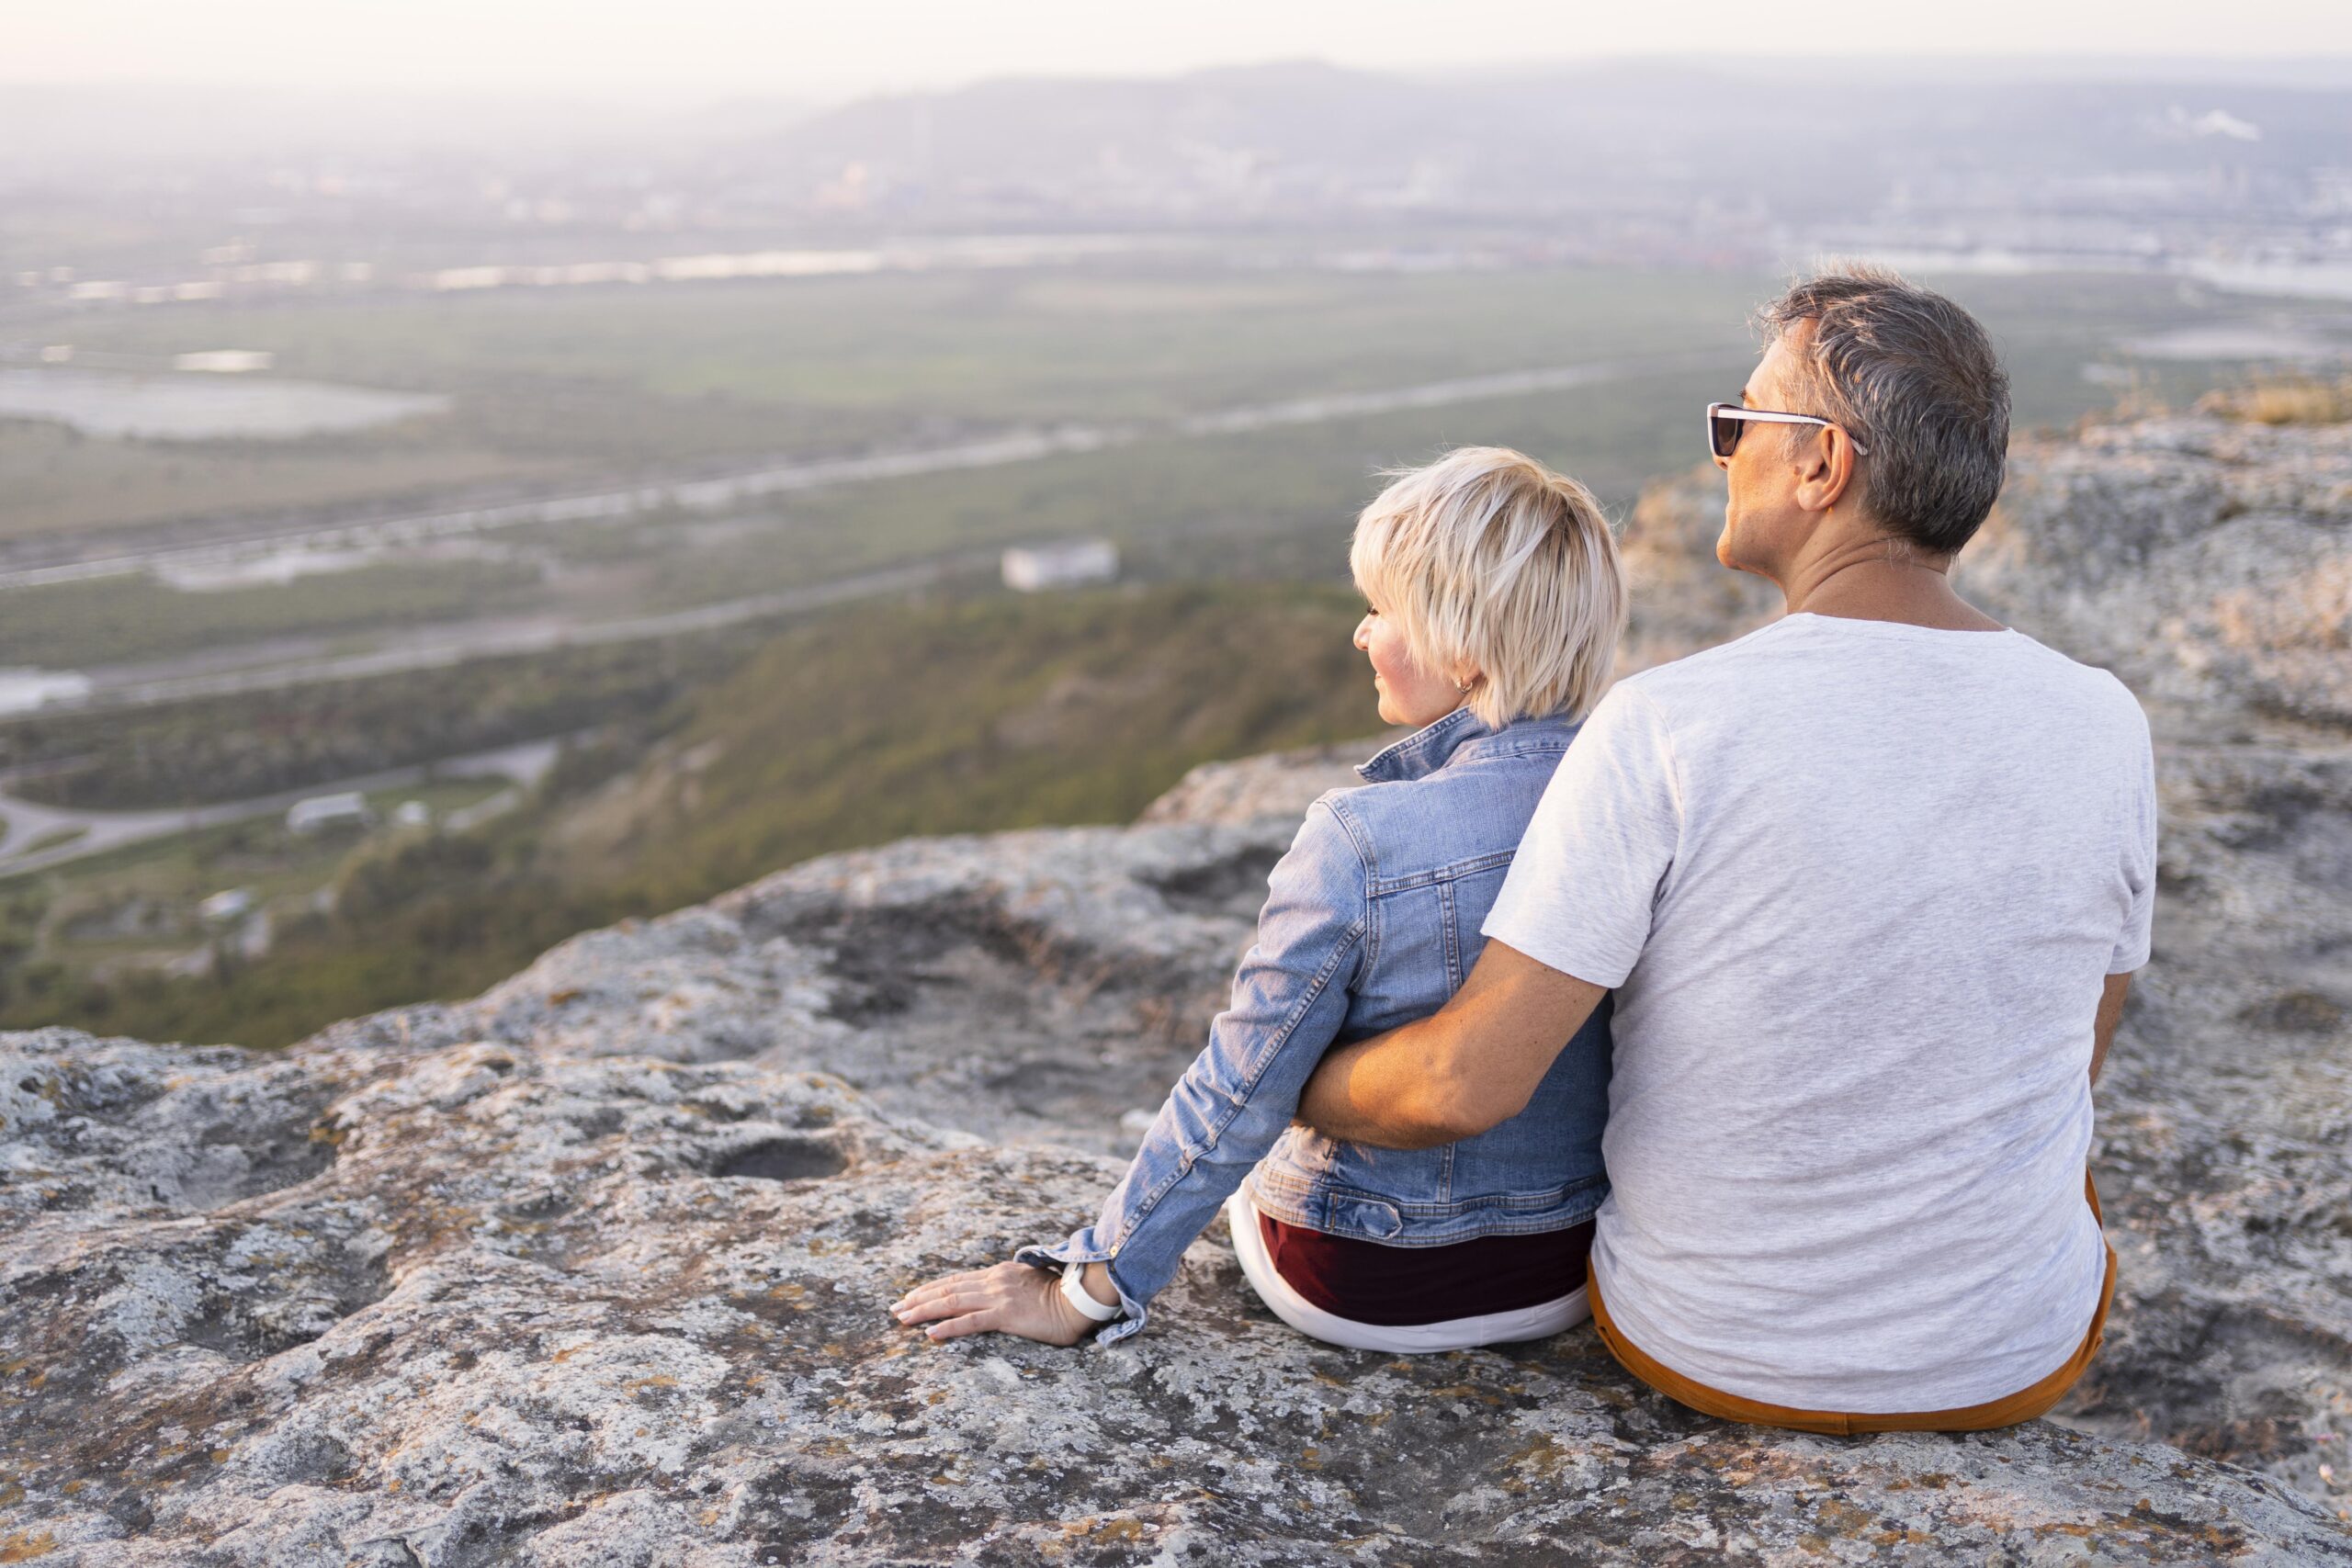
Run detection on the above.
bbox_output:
[893,266,2154,1434]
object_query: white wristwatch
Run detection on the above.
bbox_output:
[1058,1263,1123,1324]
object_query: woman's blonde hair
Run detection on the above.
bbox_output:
[1350,446,1627,728]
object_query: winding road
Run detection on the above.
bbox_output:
[0,739,560,878]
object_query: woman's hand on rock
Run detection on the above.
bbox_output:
[891,1261,1099,1347]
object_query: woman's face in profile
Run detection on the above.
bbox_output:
[1353,600,1463,729]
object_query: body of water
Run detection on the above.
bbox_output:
[0,368,447,440]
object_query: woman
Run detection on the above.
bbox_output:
[892,446,1625,1351]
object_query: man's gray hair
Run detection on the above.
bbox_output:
[1758,265,2010,556]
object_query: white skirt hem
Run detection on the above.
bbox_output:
[1224,1190,1590,1354]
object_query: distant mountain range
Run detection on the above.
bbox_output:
[729,59,2350,230]
[4,58,2346,276]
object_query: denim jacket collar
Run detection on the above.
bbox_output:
[1355,705,1579,785]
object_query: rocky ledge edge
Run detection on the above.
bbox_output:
[0,750,2344,1566]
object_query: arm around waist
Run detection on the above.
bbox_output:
[1297,939,1607,1149]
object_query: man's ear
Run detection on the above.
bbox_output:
[1792,429,1858,515]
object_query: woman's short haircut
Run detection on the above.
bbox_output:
[1351,446,1628,728]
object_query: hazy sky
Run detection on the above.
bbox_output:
[6,0,2350,99]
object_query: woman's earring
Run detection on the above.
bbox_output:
[1454,676,1476,694]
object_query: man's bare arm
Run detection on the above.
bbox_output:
[2089,971,2132,1087]
[1295,941,1607,1149]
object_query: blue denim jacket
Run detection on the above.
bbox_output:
[1019,705,1613,1343]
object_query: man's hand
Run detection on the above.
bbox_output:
[891,1261,1110,1346]
[1297,940,1607,1149]
[2090,971,2132,1087]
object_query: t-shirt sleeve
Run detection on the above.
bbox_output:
[2109,704,2158,974]
[1483,680,1683,987]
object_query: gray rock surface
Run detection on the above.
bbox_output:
[1967,418,2352,1509]
[3,409,2350,1562]
[1966,417,2352,728]
[3,998,2345,1565]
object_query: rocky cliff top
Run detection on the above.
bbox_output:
[3,410,2350,1564]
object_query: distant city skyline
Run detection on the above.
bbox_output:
[6,0,2352,100]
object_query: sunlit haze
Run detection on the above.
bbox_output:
[6,0,2351,97]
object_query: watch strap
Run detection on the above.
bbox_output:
[1058,1263,1122,1324]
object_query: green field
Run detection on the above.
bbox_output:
[3,263,2277,548]
[28,266,1764,420]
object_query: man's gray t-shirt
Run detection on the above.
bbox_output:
[1485,614,2155,1413]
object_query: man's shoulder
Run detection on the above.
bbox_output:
[2001,629,2140,694]
[1990,631,2153,736]
[1607,618,1800,711]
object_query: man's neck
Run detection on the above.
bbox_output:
[1775,547,2005,632]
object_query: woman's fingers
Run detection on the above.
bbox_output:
[922,1304,1007,1340]
[897,1265,991,1302]
[889,1281,955,1314]
[895,1288,980,1325]
[887,1261,1090,1346]
[890,1266,999,1315]
[891,1261,1023,1322]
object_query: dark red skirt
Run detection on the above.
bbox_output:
[1259,1211,1594,1327]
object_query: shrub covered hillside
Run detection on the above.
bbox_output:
[0,581,1383,1048]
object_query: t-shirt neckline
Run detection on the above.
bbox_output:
[1777,611,2018,640]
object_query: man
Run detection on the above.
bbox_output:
[1296,266,2155,1433]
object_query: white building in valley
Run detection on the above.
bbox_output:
[287,793,371,834]
[198,887,254,923]
[1001,539,1118,592]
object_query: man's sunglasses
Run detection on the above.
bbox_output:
[1706,402,1871,460]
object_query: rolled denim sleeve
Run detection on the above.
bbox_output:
[1016,798,1367,1343]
